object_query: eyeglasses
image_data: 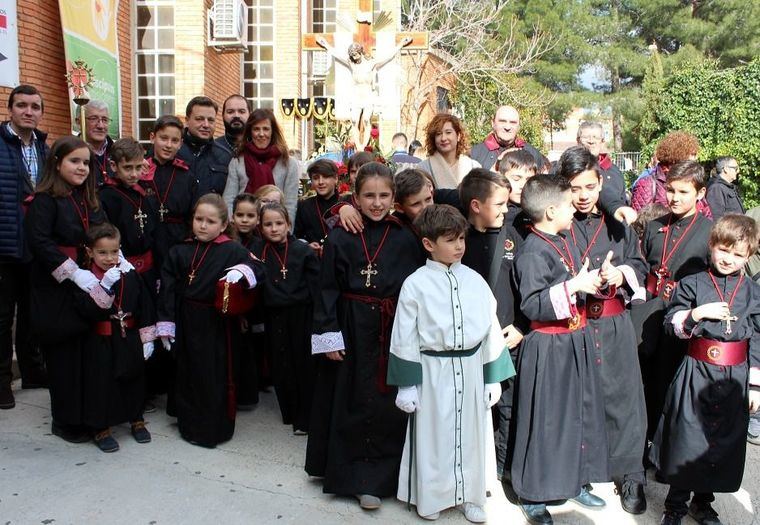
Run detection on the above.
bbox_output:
[86,116,111,125]
[726,165,739,171]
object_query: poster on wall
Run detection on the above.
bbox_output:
[0,0,20,88]
[58,0,121,137]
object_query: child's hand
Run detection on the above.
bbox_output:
[339,205,364,234]
[691,302,730,322]
[160,336,174,351]
[143,341,155,360]
[308,241,323,257]
[223,269,244,283]
[485,383,501,409]
[395,386,419,413]
[568,259,602,295]
[613,206,638,225]
[100,267,122,290]
[750,390,760,413]
[325,350,345,361]
[599,251,624,288]
[502,325,523,349]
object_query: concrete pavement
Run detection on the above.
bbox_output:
[1,383,758,524]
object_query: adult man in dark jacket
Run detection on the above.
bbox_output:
[77,99,115,187]
[0,85,49,409]
[470,106,545,171]
[177,96,232,202]
[214,94,250,155]
[706,156,744,219]
[577,121,628,213]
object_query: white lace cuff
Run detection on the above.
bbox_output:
[156,321,175,338]
[140,325,157,343]
[52,258,78,283]
[312,331,345,355]
[226,264,257,287]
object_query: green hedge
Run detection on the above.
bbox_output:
[641,59,760,207]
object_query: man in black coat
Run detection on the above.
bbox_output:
[214,94,250,155]
[470,105,545,171]
[0,85,49,409]
[706,156,744,219]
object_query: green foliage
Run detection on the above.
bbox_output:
[640,60,760,207]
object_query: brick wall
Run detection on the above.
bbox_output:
[0,0,132,141]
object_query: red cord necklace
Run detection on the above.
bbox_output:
[68,193,90,232]
[150,167,177,222]
[707,269,743,335]
[111,186,147,235]
[188,241,212,285]
[654,212,699,289]
[570,214,606,264]
[359,225,391,287]
[530,226,576,275]
[262,240,289,280]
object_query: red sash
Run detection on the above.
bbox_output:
[127,251,153,273]
[687,337,748,366]
[586,296,625,320]
[530,310,587,334]
[57,245,79,261]
[646,273,677,300]
[94,317,136,336]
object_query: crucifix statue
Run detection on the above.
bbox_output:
[302,0,428,146]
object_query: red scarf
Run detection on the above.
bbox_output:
[243,142,280,193]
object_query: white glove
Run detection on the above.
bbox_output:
[100,267,122,290]
[160,336,175,351]
[223,269,244,283]
[143,341,155,360]
[485,383,501,409]
[395,385,420,413]
[118,251,135,273]
[70,268,99,292]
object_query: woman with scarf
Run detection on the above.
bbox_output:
[223,109,299,222]
[418,114,481,189]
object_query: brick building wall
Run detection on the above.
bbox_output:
[0,0,132,141]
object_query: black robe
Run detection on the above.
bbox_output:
[505,202,532,239]
[250,235,321,431]
[138,157,195,278]
[25,190,106,426]
[510,229,609,502]
[634,212,712,436]
[570,211,648,480]
[651,270,760,492]
[100,181,159,286]
[159,235,264,447]
[79,268,155,429]
[294,193,339,244]
[305,216,424,497]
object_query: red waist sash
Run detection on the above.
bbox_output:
[530,309,587,334]
[127,251,153,273]
[342,292,397,393]
[586,296,625,320]
[646,272,677,300]
[94,317,136,336]
[687,337,748,366]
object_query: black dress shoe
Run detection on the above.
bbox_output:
[21,371,48,389]
[660,510,682,525]
[51,422,90,443]
[519,502,553,524]
[0,387,15,409]
[688,502,722,525]
[570,485,606,508]
[616,480,647,514]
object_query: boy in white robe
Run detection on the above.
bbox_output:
[387,204,515,522]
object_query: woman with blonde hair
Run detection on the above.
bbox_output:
[418,114,481,189]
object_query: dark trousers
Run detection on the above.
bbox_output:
[665,487,714,516]
[0,262,45,388]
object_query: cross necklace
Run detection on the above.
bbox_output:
[359,224,391,288]
[110,274,131,338]
[707,269,743,335]
[262,240,289,280]
[188,241,212,285]
[149,166,178,222]
[112,186,147,235]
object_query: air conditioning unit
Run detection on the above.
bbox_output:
[208,0,248,51]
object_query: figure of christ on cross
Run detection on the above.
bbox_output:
[316,35,413,147]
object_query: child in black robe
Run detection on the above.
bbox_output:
[100,138,158,288]
[157,193,264,448]
[230,193,264,407]
[26,136,111,443]
[510,174,610,524]
[653,215,760,525]
[635,161,713,437]
[306,162,424,510]
[558,146,649,514]
[251,203,320,433]
[78,223,156,452]
[294,159,340,257]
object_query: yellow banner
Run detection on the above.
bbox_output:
[59,0,118,53]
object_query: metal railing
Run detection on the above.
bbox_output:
[611,152,642,173]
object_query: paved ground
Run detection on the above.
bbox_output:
[1,383,758,524]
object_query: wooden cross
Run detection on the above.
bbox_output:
[302,0,428,55]
[134,208,147,235]
[360,262,378,288]
[110,309,131,338]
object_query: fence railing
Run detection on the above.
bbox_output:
[611,152,642,173]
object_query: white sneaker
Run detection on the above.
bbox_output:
[457,502,486,523]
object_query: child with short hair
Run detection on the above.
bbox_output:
[497,150,537,236]
[636,160,712,438]
[510,174,610,524]
[157,193,264,448]
[294,159,339,254]
[250,203,320,433]
[458,168,526,482]
[388,204,514,522]
[557,146,649,513]
[139,115,194,279]
[100,138,158,282]
[652,215,760,525]
[79,223,156,452]
[306,162,424,509]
